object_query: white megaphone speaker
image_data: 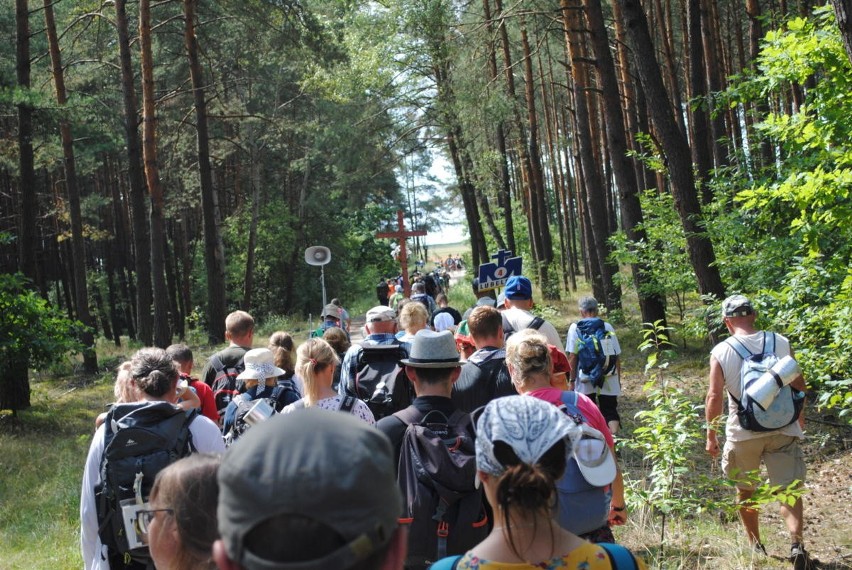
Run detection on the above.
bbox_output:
[304,246,331,308]
[305,246,331,266]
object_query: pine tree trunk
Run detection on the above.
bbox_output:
[561,0,618,305]
[115,0,153,345]
[44,0,98,372]
[16,0,38,288]
[616,0,727,303]
[139,0,171,348]
[184,0,227,343]
[834,0,852,65]
[688,0,714,204]
[584,0,664,323]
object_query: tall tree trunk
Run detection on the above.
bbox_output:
[584,0,664,322]
[519,16,556,297]
[44,0,98,373]
[745,0,774,167]
[140,0,171,348]
[561,0,618,305]
[701,0,728,174]
[16,0,37,286]
[688,0,715,204]
[616,0,727,305]
[184,0,226,343]
[834,0,852,65]
[243,159,261,310]
[115,0,153,344]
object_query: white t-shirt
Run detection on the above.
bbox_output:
[281,395,376,426]
[566,321,622,396]
[710,331,803,442]
[502,307,563,348]
[80,409,225,570]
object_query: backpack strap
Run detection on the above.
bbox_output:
[210,354,225,373]
[393,405,424,427]
[765,332,775,354]
[529,316,545,330]
[429,555,462,570]
[598,542,640,570]
[725,336,754,360]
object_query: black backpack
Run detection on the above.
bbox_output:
[349,344,413,420]
[95,402,196,568]
[395,407,489,570]
[209,354,245,423]
[503,315,544,341]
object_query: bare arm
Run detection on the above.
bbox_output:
[608,461,628,525]
[705,356,726,457]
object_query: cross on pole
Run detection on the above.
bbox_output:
[376,210,427,297]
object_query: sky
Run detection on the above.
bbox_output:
[418,153,467,246]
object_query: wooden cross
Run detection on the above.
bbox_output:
[376,210,427,297]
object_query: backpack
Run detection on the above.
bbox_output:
[395,408,489,570]
[223,383,299,447]
[349,344,413,420]
[556,391,612,536]
[209,354,245,423]
[574,318,618,389]
[502,315,544,341]
[726,333,805,432]
[94,402,196,567]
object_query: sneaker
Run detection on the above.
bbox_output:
[790,543,817,570]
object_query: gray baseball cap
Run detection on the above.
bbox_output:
[217,409,401,569]
[722,295,754,317]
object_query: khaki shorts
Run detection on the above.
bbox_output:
[722,434,806,490]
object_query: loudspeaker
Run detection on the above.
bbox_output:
[304,246,331,266]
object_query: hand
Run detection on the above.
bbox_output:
[608,505,627,526]
[706,434,721,458]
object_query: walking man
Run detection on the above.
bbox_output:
[705,295,813,569]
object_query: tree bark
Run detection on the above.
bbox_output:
[833,0,852,65]
[583,0,665,322]
[16,0,38,287]
[44,0,98,373]
[115,0,153,345]
[561,0,618,305]
[519,16,556,298]
[615,0,727,303]
[184,0,227,343]
[140,0,172,347]
[688,0,715,204]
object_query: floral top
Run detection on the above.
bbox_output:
[454,542,646,570]
[281,395,375,426]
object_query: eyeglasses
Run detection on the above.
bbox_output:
[134,508,174,537]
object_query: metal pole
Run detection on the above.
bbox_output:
[320,264,327,308]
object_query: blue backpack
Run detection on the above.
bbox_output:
[574,318,617,389]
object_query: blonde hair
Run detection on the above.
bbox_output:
[268,331,295,375]
[295,339,339,406]
[113,361,137,402]
[399,301,429,333]
[504,329,552,387]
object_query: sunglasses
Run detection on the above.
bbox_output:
[134,508,174,538]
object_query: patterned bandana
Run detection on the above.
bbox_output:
[475,395,579,477]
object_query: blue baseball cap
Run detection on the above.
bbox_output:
[504,276,532,300]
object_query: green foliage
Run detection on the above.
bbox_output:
[0,274,83,372]
[609,191,704,337]
[716,7,852,420]
[624,321,731,547]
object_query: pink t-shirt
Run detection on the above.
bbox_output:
[525,387,615,449]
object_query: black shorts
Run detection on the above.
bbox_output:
[587,393,620,424]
